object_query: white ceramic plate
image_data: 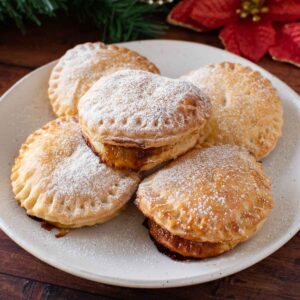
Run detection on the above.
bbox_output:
[0,40,299,288]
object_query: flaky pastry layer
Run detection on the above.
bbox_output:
[11,117,140,228]
[48,42,160,117]
[182,62,283,160]
[84,129,200,171]
[136,145,273,243]
[148,219,238,259]
[78,69,211,149]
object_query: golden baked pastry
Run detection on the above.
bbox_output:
[181,62,283,160]
[136,145,273,258]
[78,69,211,171]
[11,117,140,228]
[148,219,238,259]
[48,42,160,117]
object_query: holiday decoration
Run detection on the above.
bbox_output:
[168,0,300,66]
[269,22,300,67]
[140,0,173,4]
[0,0,167,43]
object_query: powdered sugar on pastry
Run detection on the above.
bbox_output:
[78,69,211,148]
[49,140,121,199]
[181,62,283,160]
[48,42,160,117]
[11,117,140,228]
[136,145,273,243]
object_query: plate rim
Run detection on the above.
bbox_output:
[0,39,299,288]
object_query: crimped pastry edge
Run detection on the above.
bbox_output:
[11,117,140,228]
[48,42,160,117]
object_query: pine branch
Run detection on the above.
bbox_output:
[0,0,66,31]
[0,0,167,41]
[72,0,167,43]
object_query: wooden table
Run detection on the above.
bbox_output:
[0,17,299,300]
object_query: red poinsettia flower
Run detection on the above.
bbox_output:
[269,22,300,67]
[168,0,300,65]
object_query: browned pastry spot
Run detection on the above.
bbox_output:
[148,219,238,259]
[84,135,159,170]
[90,139,173,171]
[136,145,273,243]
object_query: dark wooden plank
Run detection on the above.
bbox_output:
[0,18,100,68]
[29,282,115,300]
[0,272,116,300]
[0,272,33,300]
[0,230,299,300]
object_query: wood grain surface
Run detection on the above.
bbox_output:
[0,17,299,300]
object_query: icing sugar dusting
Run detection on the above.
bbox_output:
[49,42,159,115]
[50,141,105,198]
[78,69,211,139]
[45,120,138,200]
[138,145,273,241]
[18,118,141,219]
[181,62,283,159]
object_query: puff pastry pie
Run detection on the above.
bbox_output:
[48,42,160,117]
[136,145,273,258]
[78,69,211,171]
[181,62,283,160]
[11,117,140,228]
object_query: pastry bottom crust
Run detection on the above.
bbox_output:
[148,219,239,259]
[25,204,126,229]
[85,131,200,171]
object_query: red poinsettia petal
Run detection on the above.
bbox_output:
[190,0,240,29]
[236,20,276,61]
[167,0,209,32]
[220,20,276,61]
[219,22,242,56]
[283,23,300,48]
[268,0,300,22]
[269,23,300,67]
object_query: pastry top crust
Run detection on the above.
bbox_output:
[181,62,283,160]
[78,69,211,148]
[136,145,273,243]
[11,117,140,227]
[48,42,160,117]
